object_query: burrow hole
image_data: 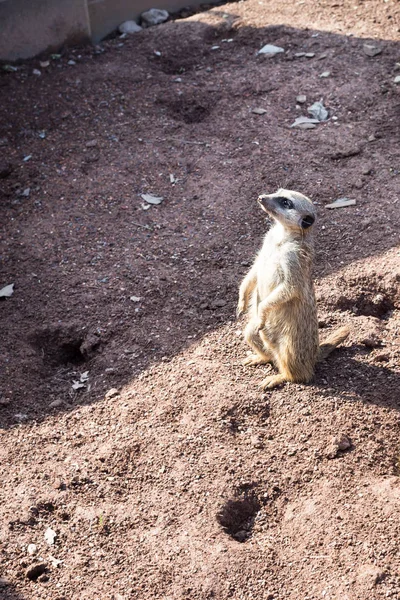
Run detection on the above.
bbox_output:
[30,327,86,367]
[217,490,262,543]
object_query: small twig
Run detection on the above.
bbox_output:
[132,222,152,230]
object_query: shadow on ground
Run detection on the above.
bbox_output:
[0,15,399,431]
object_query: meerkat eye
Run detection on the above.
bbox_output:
[276,197,294,210]
[301,215,315,229]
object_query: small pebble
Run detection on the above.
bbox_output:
[49,399,63,408]
[44,527,57,545]
[211,299,227,308]
[105,388,120,399]
[251,435,264,449]
[27,544,37,555]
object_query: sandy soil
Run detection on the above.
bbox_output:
[0,0,399,598]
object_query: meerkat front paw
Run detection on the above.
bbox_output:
[260,374,286,390]
[256,318,265,331]
[237,300,246,318]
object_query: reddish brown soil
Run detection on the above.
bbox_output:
[1,0,400,598]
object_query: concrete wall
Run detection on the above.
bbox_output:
[0,0,201,61]
[0,0,91,61]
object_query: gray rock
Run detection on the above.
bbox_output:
[118,20,142,34]
[363,44,382,57]
[307,100,328,121]
[296,94,307,104]
[141,8,169,27]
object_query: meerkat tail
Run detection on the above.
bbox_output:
[318,326,350,361]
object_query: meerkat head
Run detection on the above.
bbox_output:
[257,188,316,233]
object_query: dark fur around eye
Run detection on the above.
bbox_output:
[276,196,294,210]
[301,215,315,229]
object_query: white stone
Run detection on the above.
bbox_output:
[118,21,142,34]
[141,8,169,27]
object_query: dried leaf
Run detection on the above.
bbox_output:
[290,116,319,129]
[258,44,284,56]
[140,194,164,205]
[0,284,14,298]
[326,198,356,209]
[72,381,85,390]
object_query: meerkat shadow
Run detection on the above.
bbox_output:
[313,345,400,411]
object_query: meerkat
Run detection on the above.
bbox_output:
[237,188,349,390]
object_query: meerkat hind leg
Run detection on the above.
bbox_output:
[243,321,273,367]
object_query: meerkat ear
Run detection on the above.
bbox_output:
[301,215,315,229]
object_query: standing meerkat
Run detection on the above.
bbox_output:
[237,188,349,390]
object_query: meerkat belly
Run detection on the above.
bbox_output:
[255,253,283,302]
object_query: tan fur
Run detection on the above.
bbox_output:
[238,188,349,390]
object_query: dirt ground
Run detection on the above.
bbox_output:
[1,0,400,598]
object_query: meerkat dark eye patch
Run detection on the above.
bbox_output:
[276,196,294,210]
[301,215,315,229]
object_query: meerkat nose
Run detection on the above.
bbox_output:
[258,194,269,205]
